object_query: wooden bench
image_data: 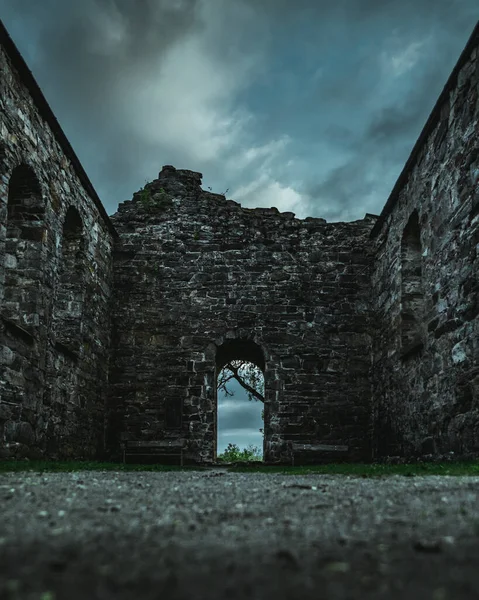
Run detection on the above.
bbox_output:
[289,443,349,466]
[122,440,185,465]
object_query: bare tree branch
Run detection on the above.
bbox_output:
[217,370,236,395]
[218,361,264,403]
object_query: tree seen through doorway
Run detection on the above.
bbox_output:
[217,361,264,461]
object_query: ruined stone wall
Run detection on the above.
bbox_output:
[3,17,476,465]
[109,166,375,463]
[371,38,479,458]
[0,41,115,459]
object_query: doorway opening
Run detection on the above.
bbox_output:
[215,339,265,462]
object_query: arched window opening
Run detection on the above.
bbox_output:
[400,211,424,358]
[7,164,44,226]
[3,164,44,330]
[215,339,265,462]
[53,206,85,354]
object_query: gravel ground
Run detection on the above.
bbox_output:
[1,470,479,600]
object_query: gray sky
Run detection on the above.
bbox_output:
[217,376,264,455]
[1,0,478,221]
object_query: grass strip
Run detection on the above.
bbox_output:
[1,460,479,476]
[228,462,479,476]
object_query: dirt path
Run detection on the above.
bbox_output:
[1,471,478,599]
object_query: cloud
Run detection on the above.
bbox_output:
[232,172,307,216]
[303,16,477,219]
[228,137,291,172]
[0,0,271,211]
[218,401,263,432]
[217,385,264,454]
[305,159,402,222]
[382,39,429,77]
[217,430,263,454]
[119,34,252,164]
[0,0,477,220]
[218,378,263,424]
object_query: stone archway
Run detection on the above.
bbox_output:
[215,338,266,460]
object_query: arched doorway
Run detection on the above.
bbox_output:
[215,339,265,461]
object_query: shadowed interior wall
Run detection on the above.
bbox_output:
[0,36,114,459]
[371,33,479,458]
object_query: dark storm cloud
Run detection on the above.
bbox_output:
[0,0,477,221]
[347,0,477,26]
[302,8,478,220]
[1,0,200,109]
[244,0,476,28]
[236,0,478,220]
[218,401,262,432]
[306,90,435,220]
[0,0,206,208]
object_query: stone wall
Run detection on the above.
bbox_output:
[109,166,375,463]
[0,32,115,459]
[371,32,479,459]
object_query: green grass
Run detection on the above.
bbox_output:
[0,460,205,474]
[228,462,479,477]
[1,460,479,476]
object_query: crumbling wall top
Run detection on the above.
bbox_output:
[114,165,377,233]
